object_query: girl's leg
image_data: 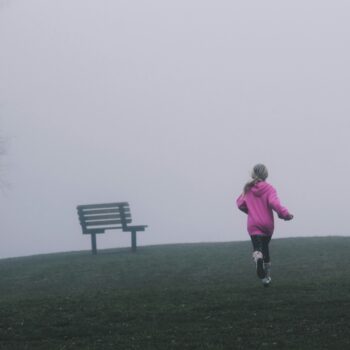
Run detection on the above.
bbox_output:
[261,236,271,263]
[250,235,266,278]
[261,236,272,285]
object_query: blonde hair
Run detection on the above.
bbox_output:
[243,164,268,194]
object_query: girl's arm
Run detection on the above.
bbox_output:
[236,194,248,214]
[268,188,291,220]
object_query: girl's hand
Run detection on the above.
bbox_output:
[284,214,294,221]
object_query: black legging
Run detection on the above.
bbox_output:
[250,235,271,263]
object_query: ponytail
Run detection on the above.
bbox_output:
[243,178,260,194]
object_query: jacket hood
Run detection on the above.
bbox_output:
[250,181,271,197]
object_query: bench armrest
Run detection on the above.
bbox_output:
[123,225,148,232]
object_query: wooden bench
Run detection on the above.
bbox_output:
[77,202,147,254]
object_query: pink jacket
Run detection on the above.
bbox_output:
[236,181,291,236]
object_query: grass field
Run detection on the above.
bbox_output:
[1,237,350,350]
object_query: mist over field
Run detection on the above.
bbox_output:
[1,0,350,258]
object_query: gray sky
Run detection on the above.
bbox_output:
[1,0,349,258]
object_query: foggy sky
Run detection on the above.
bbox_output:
[1,0,349,258]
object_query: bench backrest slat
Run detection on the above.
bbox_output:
[84,219,130,227]
[78,208,129,215]
[82,214,131,221]
[78,202,129,210]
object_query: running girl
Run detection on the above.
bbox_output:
[236,164,293,287]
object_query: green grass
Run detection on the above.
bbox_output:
[1,237,350,349]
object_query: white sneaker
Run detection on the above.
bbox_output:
[262,276,272,287]
[252,251,265,278]
[252,251,263,262]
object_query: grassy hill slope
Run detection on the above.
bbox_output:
[1,237,350,350]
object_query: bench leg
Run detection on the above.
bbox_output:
[91,233,97,255]
[131,230,137,252]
